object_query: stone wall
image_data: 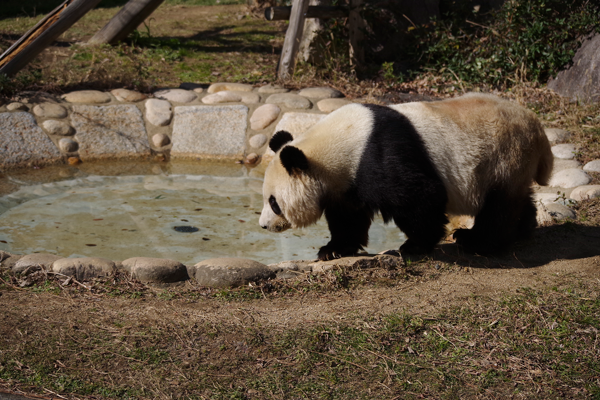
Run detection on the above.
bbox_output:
[0,83,350,170]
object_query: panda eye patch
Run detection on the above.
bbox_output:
[269,195,282,215]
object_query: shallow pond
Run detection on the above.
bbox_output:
[0,161,406,265]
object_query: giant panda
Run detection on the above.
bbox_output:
[259,93,553,260]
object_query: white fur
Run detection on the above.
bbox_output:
[260,104,374,231]
[261,94,552,233]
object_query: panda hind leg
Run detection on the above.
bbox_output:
[317,205,373,261]
[394,206,449,255]
[454,187,534,254]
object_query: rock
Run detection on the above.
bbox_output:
[0,252,22,270]
[7,102,27,111]
[268,261,300,279]
[533,192,564,205]
[32,103,68,119]
[62,90,111,104]
[583,160,600,172]
[536,203,553,224]
[59,138,78,152]
[13,253,63,274]
[549,168,591,188]
[244,153,260,165]
[552,158,582,173]
[42,119,73,136]
[123,257,188,283]
[258,84,289,94]
[273,112,325,138]
[250,104,280,130]
[317,98,351,112]
[298,87,344,99]
[111,88,147,102]
[544,203,576,220]
[266,93,312,109]
[545,128,571,145]
[570,185,600,201]
[179,82,205,91]
[152,133,171,148]
[262,112,326,161]
[71,105,150,160]
[548,33,600,103]
[201,91,260,104]
[248,133,268,149]
[171,105,248,158]
[0,112,62,168]
[68,156,81,165]
[154,88,197,103]
[207,82,253,93]
[268,260,312,278]
[145,99,173,126]
[551,144,578,160]
[52,257,115,281]
[194,258,274,288]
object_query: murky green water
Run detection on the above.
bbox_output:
[0,161,406,265]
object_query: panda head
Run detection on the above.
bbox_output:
[259,130,325,233]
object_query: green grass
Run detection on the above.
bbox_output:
[0,0,244,19]
[1,269,598,399]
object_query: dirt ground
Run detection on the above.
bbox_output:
[3,221,599,329]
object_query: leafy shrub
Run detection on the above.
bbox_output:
[409,0,600,86]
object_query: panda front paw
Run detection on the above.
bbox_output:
[317,243,359,261]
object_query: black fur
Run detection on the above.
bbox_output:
[317,104,449,260]
[280,146,309,175]
[453,186,537,254]
[269,130,294,153]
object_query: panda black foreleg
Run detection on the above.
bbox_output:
[317,205,373,261]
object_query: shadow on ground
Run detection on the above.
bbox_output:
[431,223,600,269]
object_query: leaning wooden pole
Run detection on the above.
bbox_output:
[277,0,310,80]
[348,0,365,68]
[0,0,103,77]
[88,0,166,45]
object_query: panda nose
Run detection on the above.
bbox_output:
[260,225,267,229]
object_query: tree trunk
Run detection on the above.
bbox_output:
[88,0,166,45]
[348,0,365,68]
[277,0,311,80]
[0,0,103,77]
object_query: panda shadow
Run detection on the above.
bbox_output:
[423,223,600,270]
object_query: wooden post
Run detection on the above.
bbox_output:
[0,0,103,77]
[348,0,365,68]
[88,0,166,45]
[277,0,310,80]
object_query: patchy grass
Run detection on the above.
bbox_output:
[1,264,599,399]
[0,3,283,93]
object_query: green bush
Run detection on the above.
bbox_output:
[409,0,600,86]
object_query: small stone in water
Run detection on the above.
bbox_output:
[173,226,199,233]
[244,153,259,165]
[68,157,81,165]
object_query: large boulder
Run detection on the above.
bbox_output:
[548,33,600,103]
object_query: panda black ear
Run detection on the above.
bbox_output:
[269,131,294,153]
[280,146,309,175]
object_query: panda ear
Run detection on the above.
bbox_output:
[280,146,309,175]
[269,130,294,153]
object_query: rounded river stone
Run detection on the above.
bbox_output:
[13,253,63,274]
[123,257,188,283]
[194,258,275,288]
[52,257,115,281]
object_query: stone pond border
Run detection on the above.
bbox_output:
[1,84,599,287]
